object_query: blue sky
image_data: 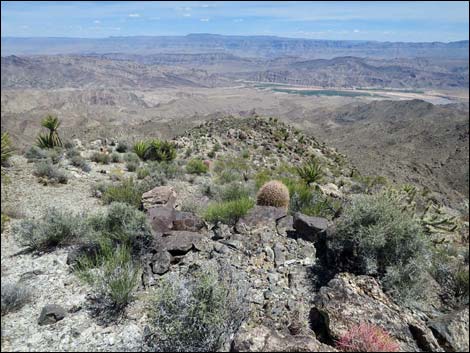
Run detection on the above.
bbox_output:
[1,1,468,42]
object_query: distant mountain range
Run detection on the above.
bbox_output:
[2,34,469,59]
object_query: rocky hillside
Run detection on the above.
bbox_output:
[1,116,468,352]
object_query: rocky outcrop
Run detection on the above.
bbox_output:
[428,307,469,352]
[310,273,443,352]
[293,213,329,242]
[232,324,337,352]
[235,206,287,233]
[38,304,66,326]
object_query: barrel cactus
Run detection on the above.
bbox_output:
[256,180,290,208]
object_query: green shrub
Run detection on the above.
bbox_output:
[126,160,139,172]
[111,152,122,163]
[1,132,14,166]
[102,178,142,208]
[137,167,150,180]
[143,139,176,162]
[91,152,110,164]
[296,159,323,184]
[70,155,91,172]
[146,264,248,352]
[217,182,252,202]
[133,140,150,160]
[65,147,80,159]
[288,182,341,219]
[36,115,62,148]
[116,141,129,153]
[330,192,431,304]
[47,148,62,164]
[33,161,68,184]
[204,197,254,225]
[186,159,208,175]
[25,145,49,162]
[1,282,30,316]
[14,208,86,252]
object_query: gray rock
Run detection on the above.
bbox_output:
[428,307,469,352]
[276,215,294,236]
[38,304,66,326]
[264,246,275,262]
[150,250,172,275]
[273,243,286,267]
[142,186,177,211]
[232,324,337,352]
[236,206,287,232]
[212,223,231,240]
[293,213,329,242]
[311,273,442,352]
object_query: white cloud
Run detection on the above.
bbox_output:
[353,29,360,33]
[233,18,244,23]
[183,13,191,17]
[94,20,101,24]
[128,13,140,18]
[200,18,210,22]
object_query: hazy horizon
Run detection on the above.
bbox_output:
[1,1,469,42]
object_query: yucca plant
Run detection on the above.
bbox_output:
[1,132,14,166]
[133,140,149,160]
[296,158,323,184]
[143,139,176,162]
[36,115,63,148]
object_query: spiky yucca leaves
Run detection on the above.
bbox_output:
[143,139,176,162]
[1,132,14,166]
[36,115,62,148]
[296,158,323,185]
[133,141,150,160]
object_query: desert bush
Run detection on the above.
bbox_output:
[296,158,323,184]
[256,180,290,208]
[217,182,253,202]
[288,182,341,219]
[143,139,177,162]
[137,167,150,179]
[111,152,122,163]
[33,161,68,184]
[70,155,91,172]
[1,132,14,166]
[336,323,400,352]
[186,159,208,175]
[14,208,86,252]
[116,141,129,153]
[330,192,431,303]
[65,147,80,159]
[1,282,31,316]
[126,160,139,172]
[102,178,142,208]
[25,145,49,162]
[145,263,248,352]
[1,213,10,233]
[46,148,62,164]
[204,197,254,225]
[36,115,63,148]
[91,152,110,164]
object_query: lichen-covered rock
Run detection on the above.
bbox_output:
[256,181,289,209]
[142,186,177,211]
[293,212,329,242]
[428,307,469,352]
[311,273,443,352]
[231,324,337,352]
[38,304,66,326]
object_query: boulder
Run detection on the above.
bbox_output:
[311,273,443,352]
[172,211,205,232]
[142,186,177,211]
[236,206,287,232]
[231,324,337,352]
[293,213,329,242]
[150,250,172,275]
[428,307,469,352]
[147,206,175,235]
[157,231,204,255]
[38,304,66,326]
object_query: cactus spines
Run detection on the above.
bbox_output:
[256,180,290,209]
